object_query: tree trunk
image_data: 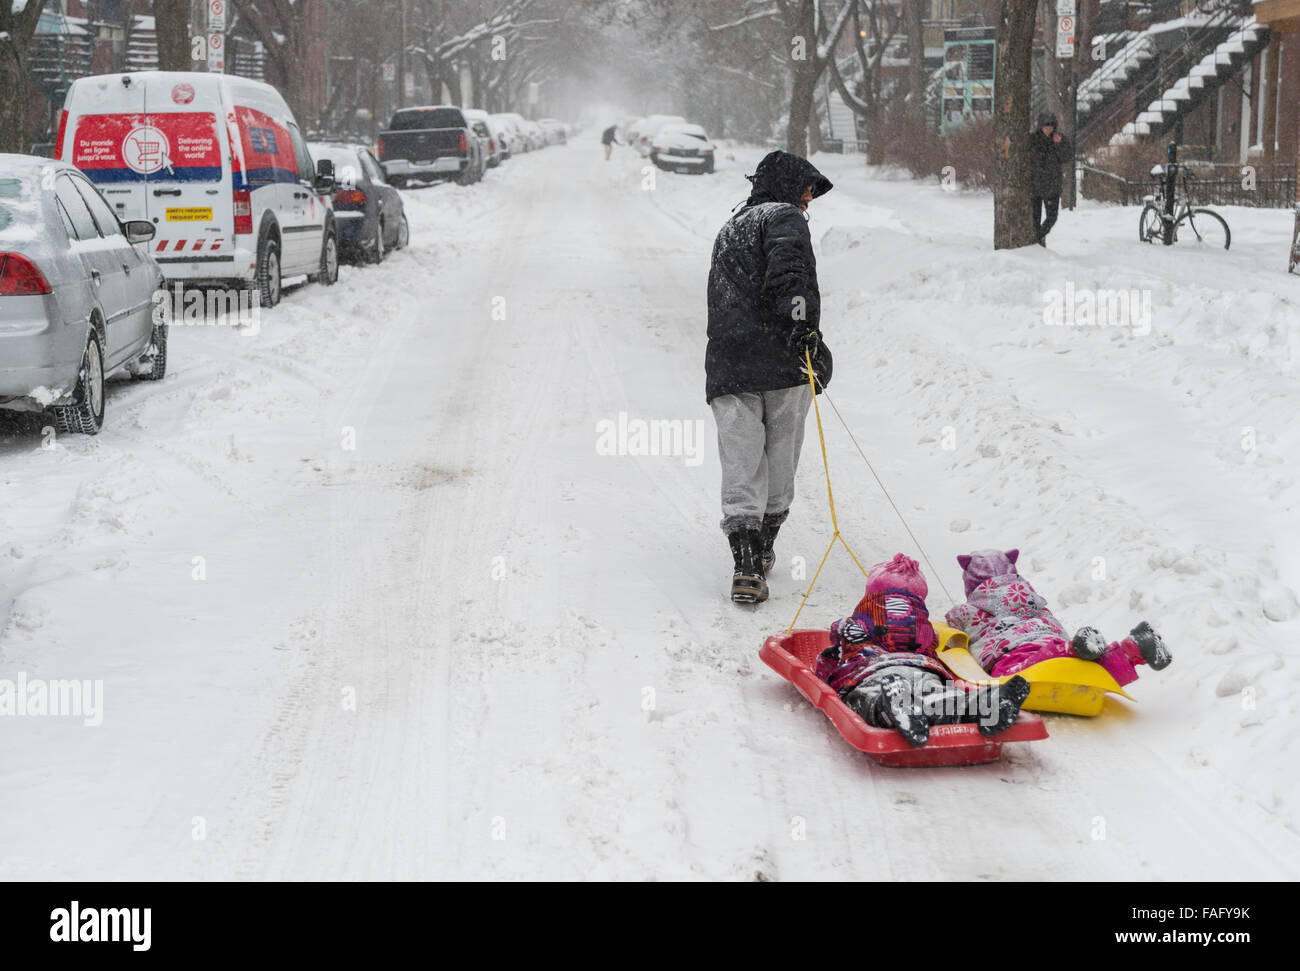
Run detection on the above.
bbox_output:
[993,0,1040,250]
[905,0,925,121]
[787,64,819,156]
[0,0,49,154]
[154,0,192,72]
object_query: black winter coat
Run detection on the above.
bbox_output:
[1029,129,1073,199]
[705,151,833,403]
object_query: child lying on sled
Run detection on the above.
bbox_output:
[815,553,1031,748]
[944,548,1173,684]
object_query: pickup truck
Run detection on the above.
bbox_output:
[377,106,485,187]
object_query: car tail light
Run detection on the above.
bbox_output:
[233,189,253,235]
[54,110,69,160]
[459,132,468,153]
[0,253,53,296]
[377,135,386,159]
[334,188,366,205]
[490,138,496,153]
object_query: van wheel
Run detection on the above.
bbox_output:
[253,234,281,309]
[52,331,105,435]
[317,227,339,285]
[134,317,168,381]
[368,218,386,264]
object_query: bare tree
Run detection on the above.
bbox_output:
[228,0,313,127]
[993,0,1039,249]
[776,0,854,157]
[1,0,51,153]
[155,0,193,72]
[827,0,901,162]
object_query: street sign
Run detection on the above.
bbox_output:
[1055,0,1075,15]
[209,0,226,31]
[382,62,396,82]
[403,72,415,99]
[207,31,224,72]
[1056,15,1075,58]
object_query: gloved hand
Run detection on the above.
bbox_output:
[788,328,819,361]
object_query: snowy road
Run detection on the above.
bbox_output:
[2,139,1298,880]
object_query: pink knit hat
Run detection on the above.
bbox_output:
[864,553,929,599]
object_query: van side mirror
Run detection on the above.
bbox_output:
[314,158,335,193]
[124,220,155,243]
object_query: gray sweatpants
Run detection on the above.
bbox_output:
[710,385,813,534]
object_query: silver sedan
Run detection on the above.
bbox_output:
[1,154,167,435]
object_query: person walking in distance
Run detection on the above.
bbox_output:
[705,151,834,604]
[601,124,620,160]
[1030,112,1073,247]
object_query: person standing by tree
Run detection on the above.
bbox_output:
[1030,112,1073,246]
[705,151,833,604]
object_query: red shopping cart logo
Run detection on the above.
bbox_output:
[122,125,172,175]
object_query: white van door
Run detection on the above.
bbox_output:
[282,121,326,274]
[138,79,233,271]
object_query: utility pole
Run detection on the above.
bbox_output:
[397,0,408,109]
[1054,0,1078,209]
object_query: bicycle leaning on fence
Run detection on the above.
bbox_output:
[1138,163,1231,250]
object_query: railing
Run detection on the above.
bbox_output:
[1081,161,1296,206]
[1077,6,1249,151]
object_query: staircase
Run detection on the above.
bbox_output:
[1077,31,1153,118]
[126,15,159,72]
[824,88,859,146]
[1079,10,1269,152]
[27,12,93,107]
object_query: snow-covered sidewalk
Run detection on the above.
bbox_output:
[1,140,1297,880]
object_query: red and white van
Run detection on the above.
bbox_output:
[56,71,338,307]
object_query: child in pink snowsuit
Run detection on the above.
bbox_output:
[816,553,1031,747]
[944,549,1173,685]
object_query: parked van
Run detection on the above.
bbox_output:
[56,71,338,307]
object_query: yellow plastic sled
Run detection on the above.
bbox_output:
[933,624,1133,716]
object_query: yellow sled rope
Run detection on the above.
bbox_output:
[786,349,870,632]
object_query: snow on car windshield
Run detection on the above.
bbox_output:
[389,108,464,130]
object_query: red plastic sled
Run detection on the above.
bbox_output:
[759,629,1049,767]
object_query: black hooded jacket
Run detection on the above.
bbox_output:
[1030,128,1073,198]
[705,151,833,403]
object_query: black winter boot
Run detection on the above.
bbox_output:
[1130,621,1172,670]
[759,510,789,578]
[728,529,768,604]
[974,675,1031,738]
[882,678,929,748]
[1071,626,1108,661]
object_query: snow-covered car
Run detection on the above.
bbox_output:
[463,109,503,167]
[650,123,716,174]
[537,118,567,145]
[521,120,547,151]
[309,142,408,264]
[0,155,167,434]
[483,115,515,161]
[632,115,687,156]
[492,113,530,153]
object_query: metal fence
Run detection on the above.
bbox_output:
[1081,163,1297,208]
